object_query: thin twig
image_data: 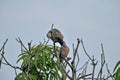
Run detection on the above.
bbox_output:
[0,39,8,52]
[0,39,8,68]
[90,55,98,80]
[62,56,72,70]
[51,24,54,29]
[72,38,80,64]
[97,43,105,79]
[16,37,28,51]
[81,39,98,80]
[1,53,21,70]
[62,66,72,80]
[71,38,80,80]
[76,60,89,72]
[81,39,92,61]
[77,73,92,80]
[27,42,32,79]
[81,62,88,76]
[105,63,114,80]
[75,52,80,70]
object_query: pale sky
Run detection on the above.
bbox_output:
[0,0,120,80]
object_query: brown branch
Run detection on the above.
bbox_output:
[61,66,72,80]
[72,38,80,64]
[97,43,105,79]
[77,73,92,80]
[75,52,80,71]
[91,56,98,80]
[0,37,114,80]
[76,60,89,73]
[81,62,87,76]
[16,37,28,51]
[0,38,32,80]
[0,39,8,52]
[71,38,80,80]
[81,39,98,80]
[16,39,34,80]
[81,39,92,61]
[1,53,22,70]
[0,39,8,68]
[62,57,72,70]
[51,24,54,29]
[58,53,72,79]
[105,63,114,80]
[27,42,32,79]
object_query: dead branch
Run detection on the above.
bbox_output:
[0,39,8,68]
[1,53,22,70]
[51,24,54,29]
[105,63,114,80]
[0,37,115,80]
[97,43,105,79]
[16,37,28,51]
[0,39,22,72]
[81,39,98,80]
[71,38,80,80]
[81,39,92,61]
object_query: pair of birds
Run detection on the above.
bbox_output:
[46,28,69,61]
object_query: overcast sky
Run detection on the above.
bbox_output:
[0,0,120,80]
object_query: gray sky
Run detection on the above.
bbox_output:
[0,0,120,80]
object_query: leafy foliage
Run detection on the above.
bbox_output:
[1,38,116,80]
[15,43,61,80]
[113,60,120,80]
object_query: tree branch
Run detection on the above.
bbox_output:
[71,38,80,80]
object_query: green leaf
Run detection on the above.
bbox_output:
[16,54,28,63]
[15,42,61,80]
[28,74,37,80]
[113,60,120,72]
[14,73,26,80]
[115,67,120,79]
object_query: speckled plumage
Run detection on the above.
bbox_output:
[46,28,64,45]
[59,41,69,62]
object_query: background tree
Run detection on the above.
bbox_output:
[0,37,118,80]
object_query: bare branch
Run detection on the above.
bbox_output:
[61,66,72,80]
[77,73,92,80]
[71,38,80,80]
[16,37,28,51]
[81,39,92,61]
[77,60,89,73]
[51,24,54,29]
[0,39,8,68]
[1,53,22,70]
[72,38,80,64]
[0,39,8,52]
[97,43,106,79]
[91,56,98,80]
[75,52,80,71]
[0,37,114,80]
[62,57,72,70]
[27,41,32,79]
[81,39,98,80]
[105,63,114,80]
